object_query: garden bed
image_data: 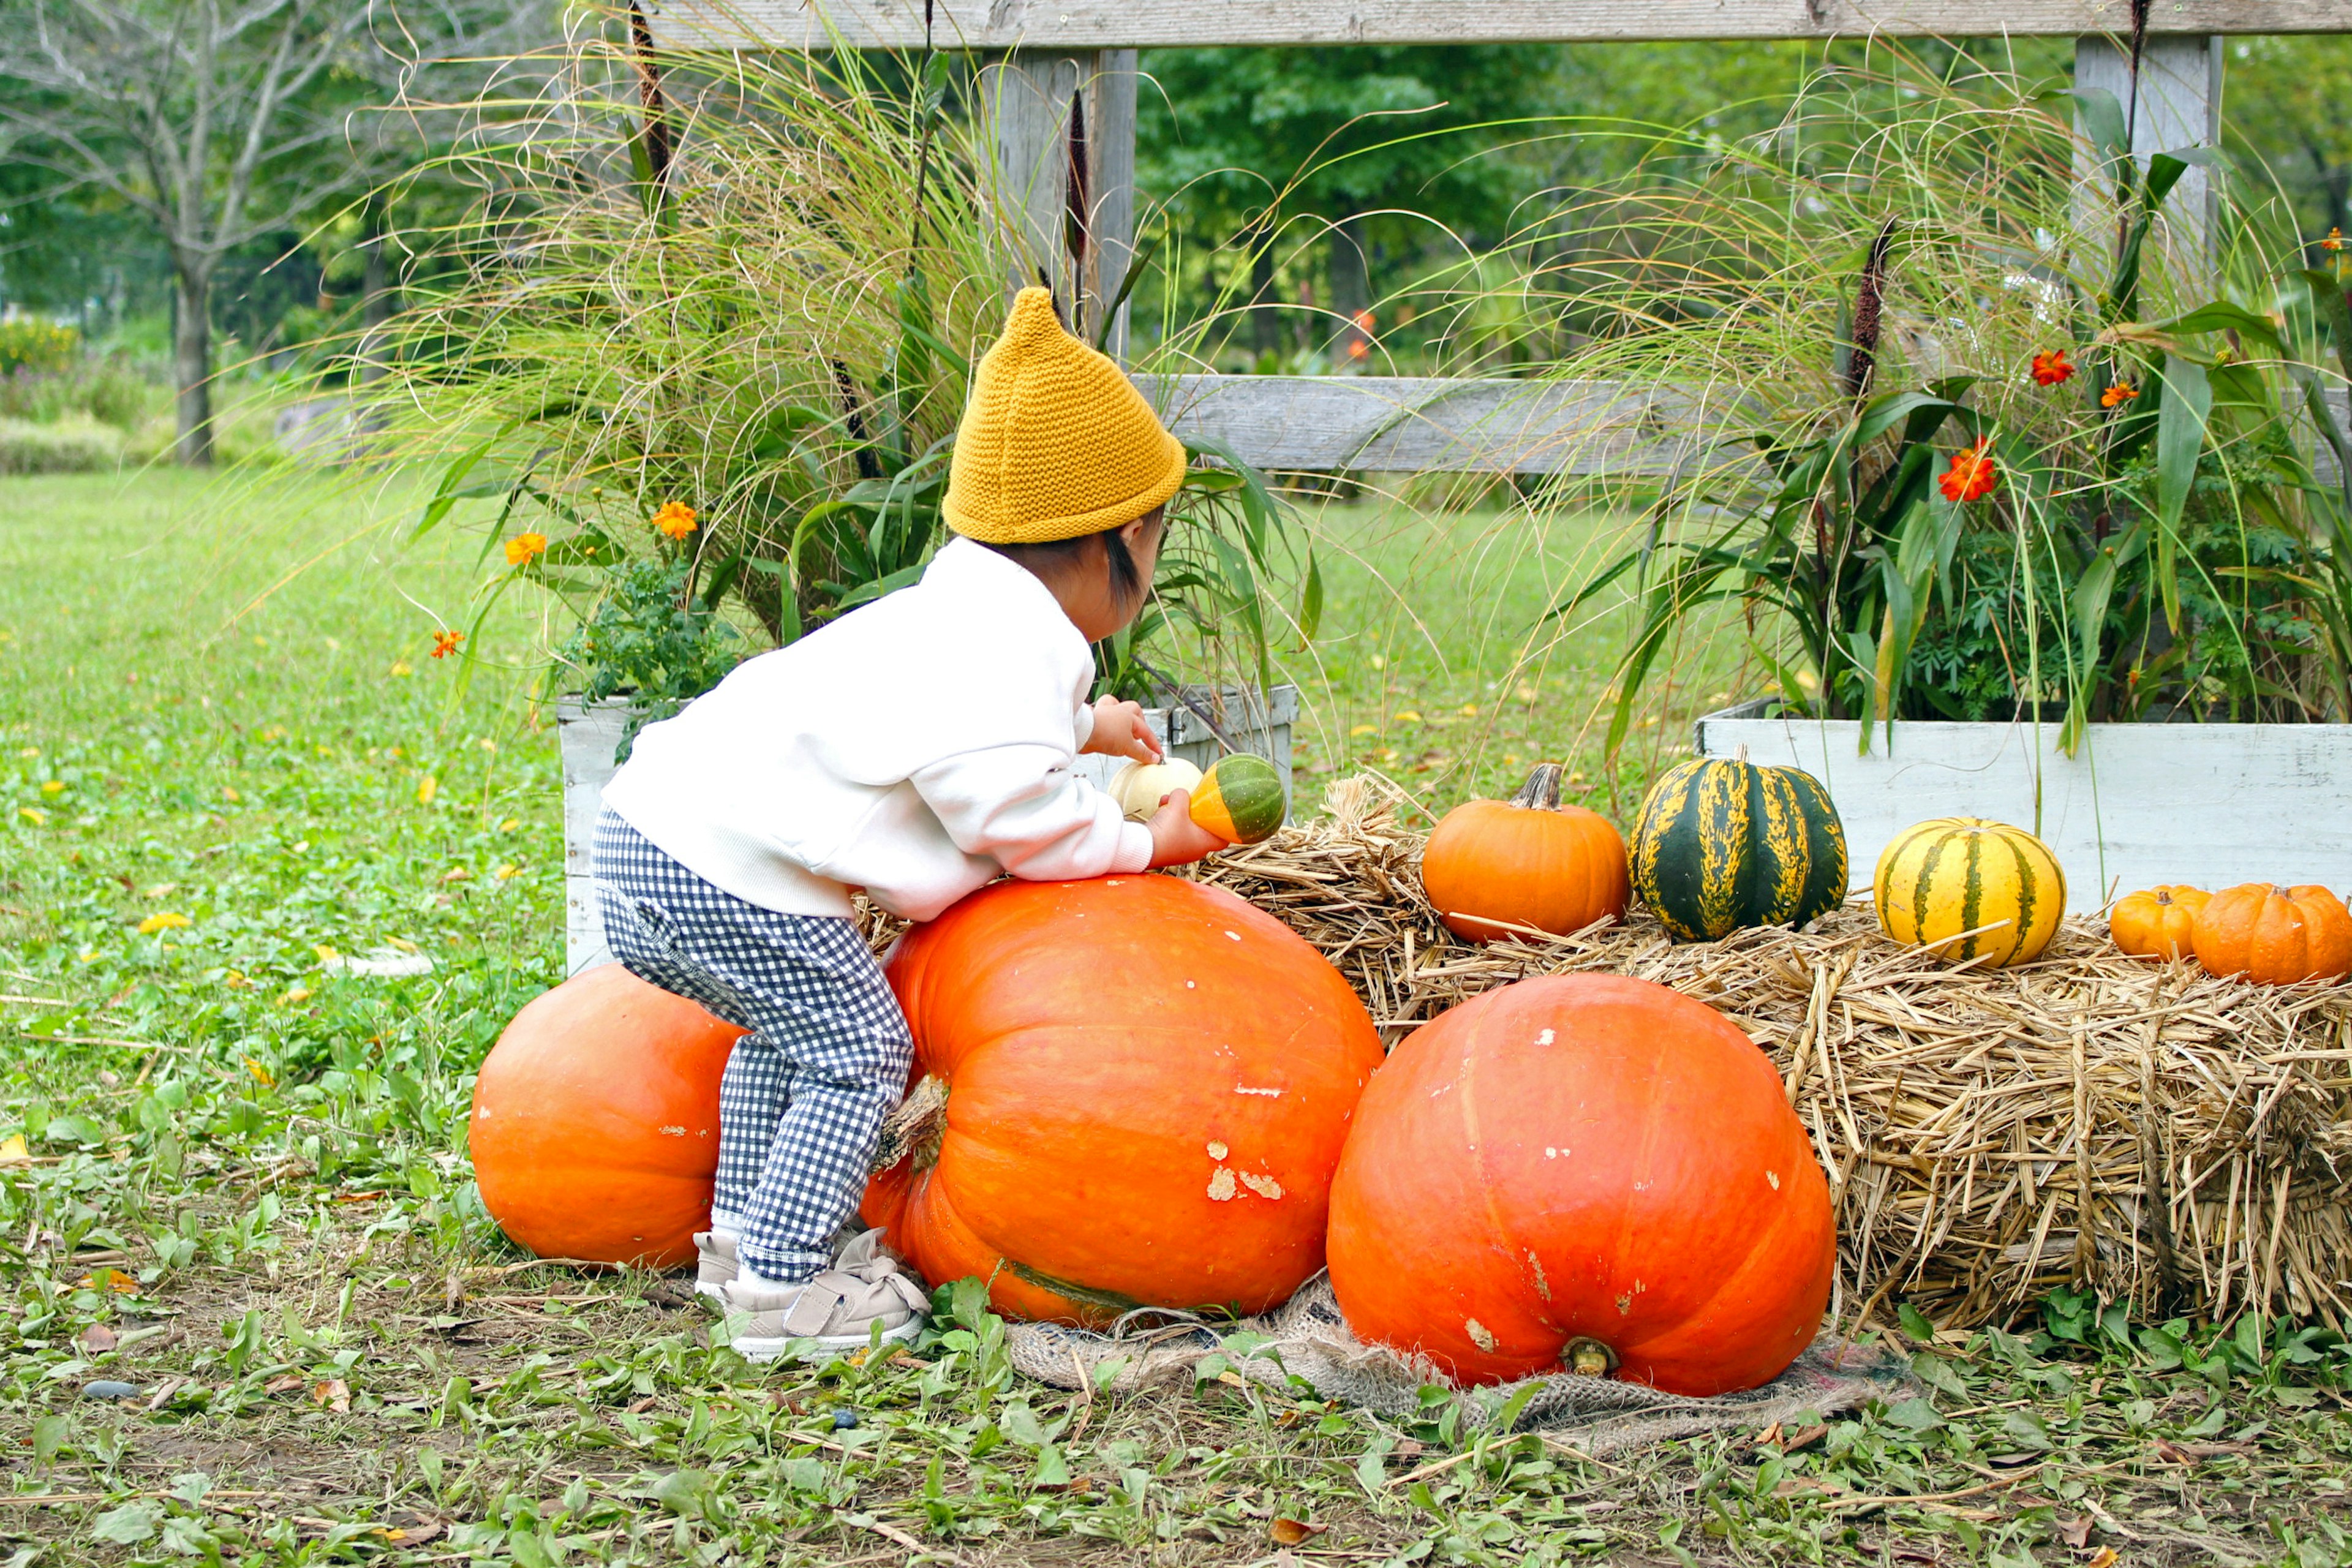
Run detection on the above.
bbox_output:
[1189,777,2352,1332]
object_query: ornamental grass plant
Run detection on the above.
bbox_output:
[1507,42,2352,755]
[349,10,1314,720]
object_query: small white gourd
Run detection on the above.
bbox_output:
[1106,758,1204,821]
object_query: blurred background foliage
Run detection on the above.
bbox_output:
[1,29,2345,401]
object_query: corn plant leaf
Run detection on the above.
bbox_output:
[2154,354,2214,631]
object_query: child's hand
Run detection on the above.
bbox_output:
[1081,695,1163,763]
[1147,789,1229,866]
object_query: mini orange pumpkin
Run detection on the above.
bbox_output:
[1420,763,1630,943]
[470,964,744,1267]
[2191,884,2352,986]
[2109,886,2209,962]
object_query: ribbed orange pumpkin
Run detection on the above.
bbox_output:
[1420,763,1630,943]
[861,873,1384,1324]
[2192,884,2352,986]
[1327,974,1835,1395]
[2109,886,2209,962]
[470,963,744,1267]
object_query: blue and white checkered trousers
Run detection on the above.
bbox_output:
[592,809,913,1283]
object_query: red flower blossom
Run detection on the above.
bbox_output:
[2030,349,2075,386]
[1937,440,1999,504]
[2326,227,2345,252]
[431,629,465,660]
[2101,382,2139,409]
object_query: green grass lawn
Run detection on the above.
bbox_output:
[7,469,2352,1568]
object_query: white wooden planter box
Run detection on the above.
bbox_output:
[558,686,1297,975]
[1696,700,2350,917]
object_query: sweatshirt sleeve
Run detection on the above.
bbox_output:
[910,744,1154,881]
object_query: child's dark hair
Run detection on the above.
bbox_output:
[982,510,1161,607]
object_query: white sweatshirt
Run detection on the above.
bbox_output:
[600,537,1153,922]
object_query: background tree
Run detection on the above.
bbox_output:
[0,0,539,464]
[1139,46,1559,366]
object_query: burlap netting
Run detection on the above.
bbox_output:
[1000,1278,1920,1454]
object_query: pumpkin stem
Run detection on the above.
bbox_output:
[1509,763,1566,812]
[870,1073,949,1175]
[1566,1336,1618,1377]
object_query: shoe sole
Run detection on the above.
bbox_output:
[728,1314,924,1363]
[694,1276,732,1304]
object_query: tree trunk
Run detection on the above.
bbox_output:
[172,262,214,467]
[1250,242,1280,363]
[1328,215,1371,368]
[358,196,394,385]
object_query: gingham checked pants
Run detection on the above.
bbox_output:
[592,809,913,1283]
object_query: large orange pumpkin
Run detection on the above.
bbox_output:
[2192,883,2352,986]
[470,963,743,1267]
[1326,974,1835,1395]
[861,873,1384,1325]
[2109,886,2208,962]
[1420,763,1630,943]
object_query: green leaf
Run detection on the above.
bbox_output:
[1882,1397,1945,1432]
[31,1413,66,1463]
[91,1502,162,1545]
[2147,301,2284,347]
[1354,1441,1392,1495]
[2153,354,2214,630]
[1896,1303,1937,1344]
[1295,551,1324,649]
[2060,87,2128,165]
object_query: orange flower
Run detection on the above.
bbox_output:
[2326,228,2346,252]
[1937,440,1999,504]
[650,501,698,540]
[504,532,547,567]
[1346,337,1371,361]
[431,629,464,659]
[2030,349,2075,386]
[2101,382,2140,409]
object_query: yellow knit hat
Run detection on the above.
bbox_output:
[942,288,1188,544]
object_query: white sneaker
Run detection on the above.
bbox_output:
[692,1231,739,1303]
[719,1257,930,1362]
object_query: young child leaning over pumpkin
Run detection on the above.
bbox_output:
[592,288,1227,1358]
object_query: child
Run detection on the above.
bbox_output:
[594,288,1227,1357]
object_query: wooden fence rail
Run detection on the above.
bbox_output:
[649,1,2343,50]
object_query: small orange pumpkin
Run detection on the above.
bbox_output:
[1420,763,1630,943]
[470,964,744,1267]
[2191,884,2352,986]
[2109,886,2209,962]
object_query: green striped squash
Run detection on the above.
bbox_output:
[1189,752,1287,845]
[1631,753,1849,942]
[1872,817,2065,967]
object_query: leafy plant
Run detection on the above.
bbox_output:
[377,15,1315,715]
[1535,45,2351,754]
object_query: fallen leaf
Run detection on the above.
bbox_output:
[75,1268,138,1294]
[382,1518,445,1548]
[312,1379,351,1413]
[0,1133,28,1166]
[1782,1423,1828,1453]
[2055,1513,2094,1548]
[627,1395,658,1414]
[2084,1550,2118,1568]
[79,1323,118,1353]
[1269,1518,1327,1545]
[264,1374,306,1395]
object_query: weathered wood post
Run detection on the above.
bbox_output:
[2074,33,2222,267]
[981,49,1139,356]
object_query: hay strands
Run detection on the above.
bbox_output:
[1191,776,2352,1330]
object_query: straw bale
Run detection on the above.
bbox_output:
[1191,776,2352,1330]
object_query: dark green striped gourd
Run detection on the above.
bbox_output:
[1631,751,1849,942]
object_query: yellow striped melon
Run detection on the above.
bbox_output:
[1872,817,2065,967]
